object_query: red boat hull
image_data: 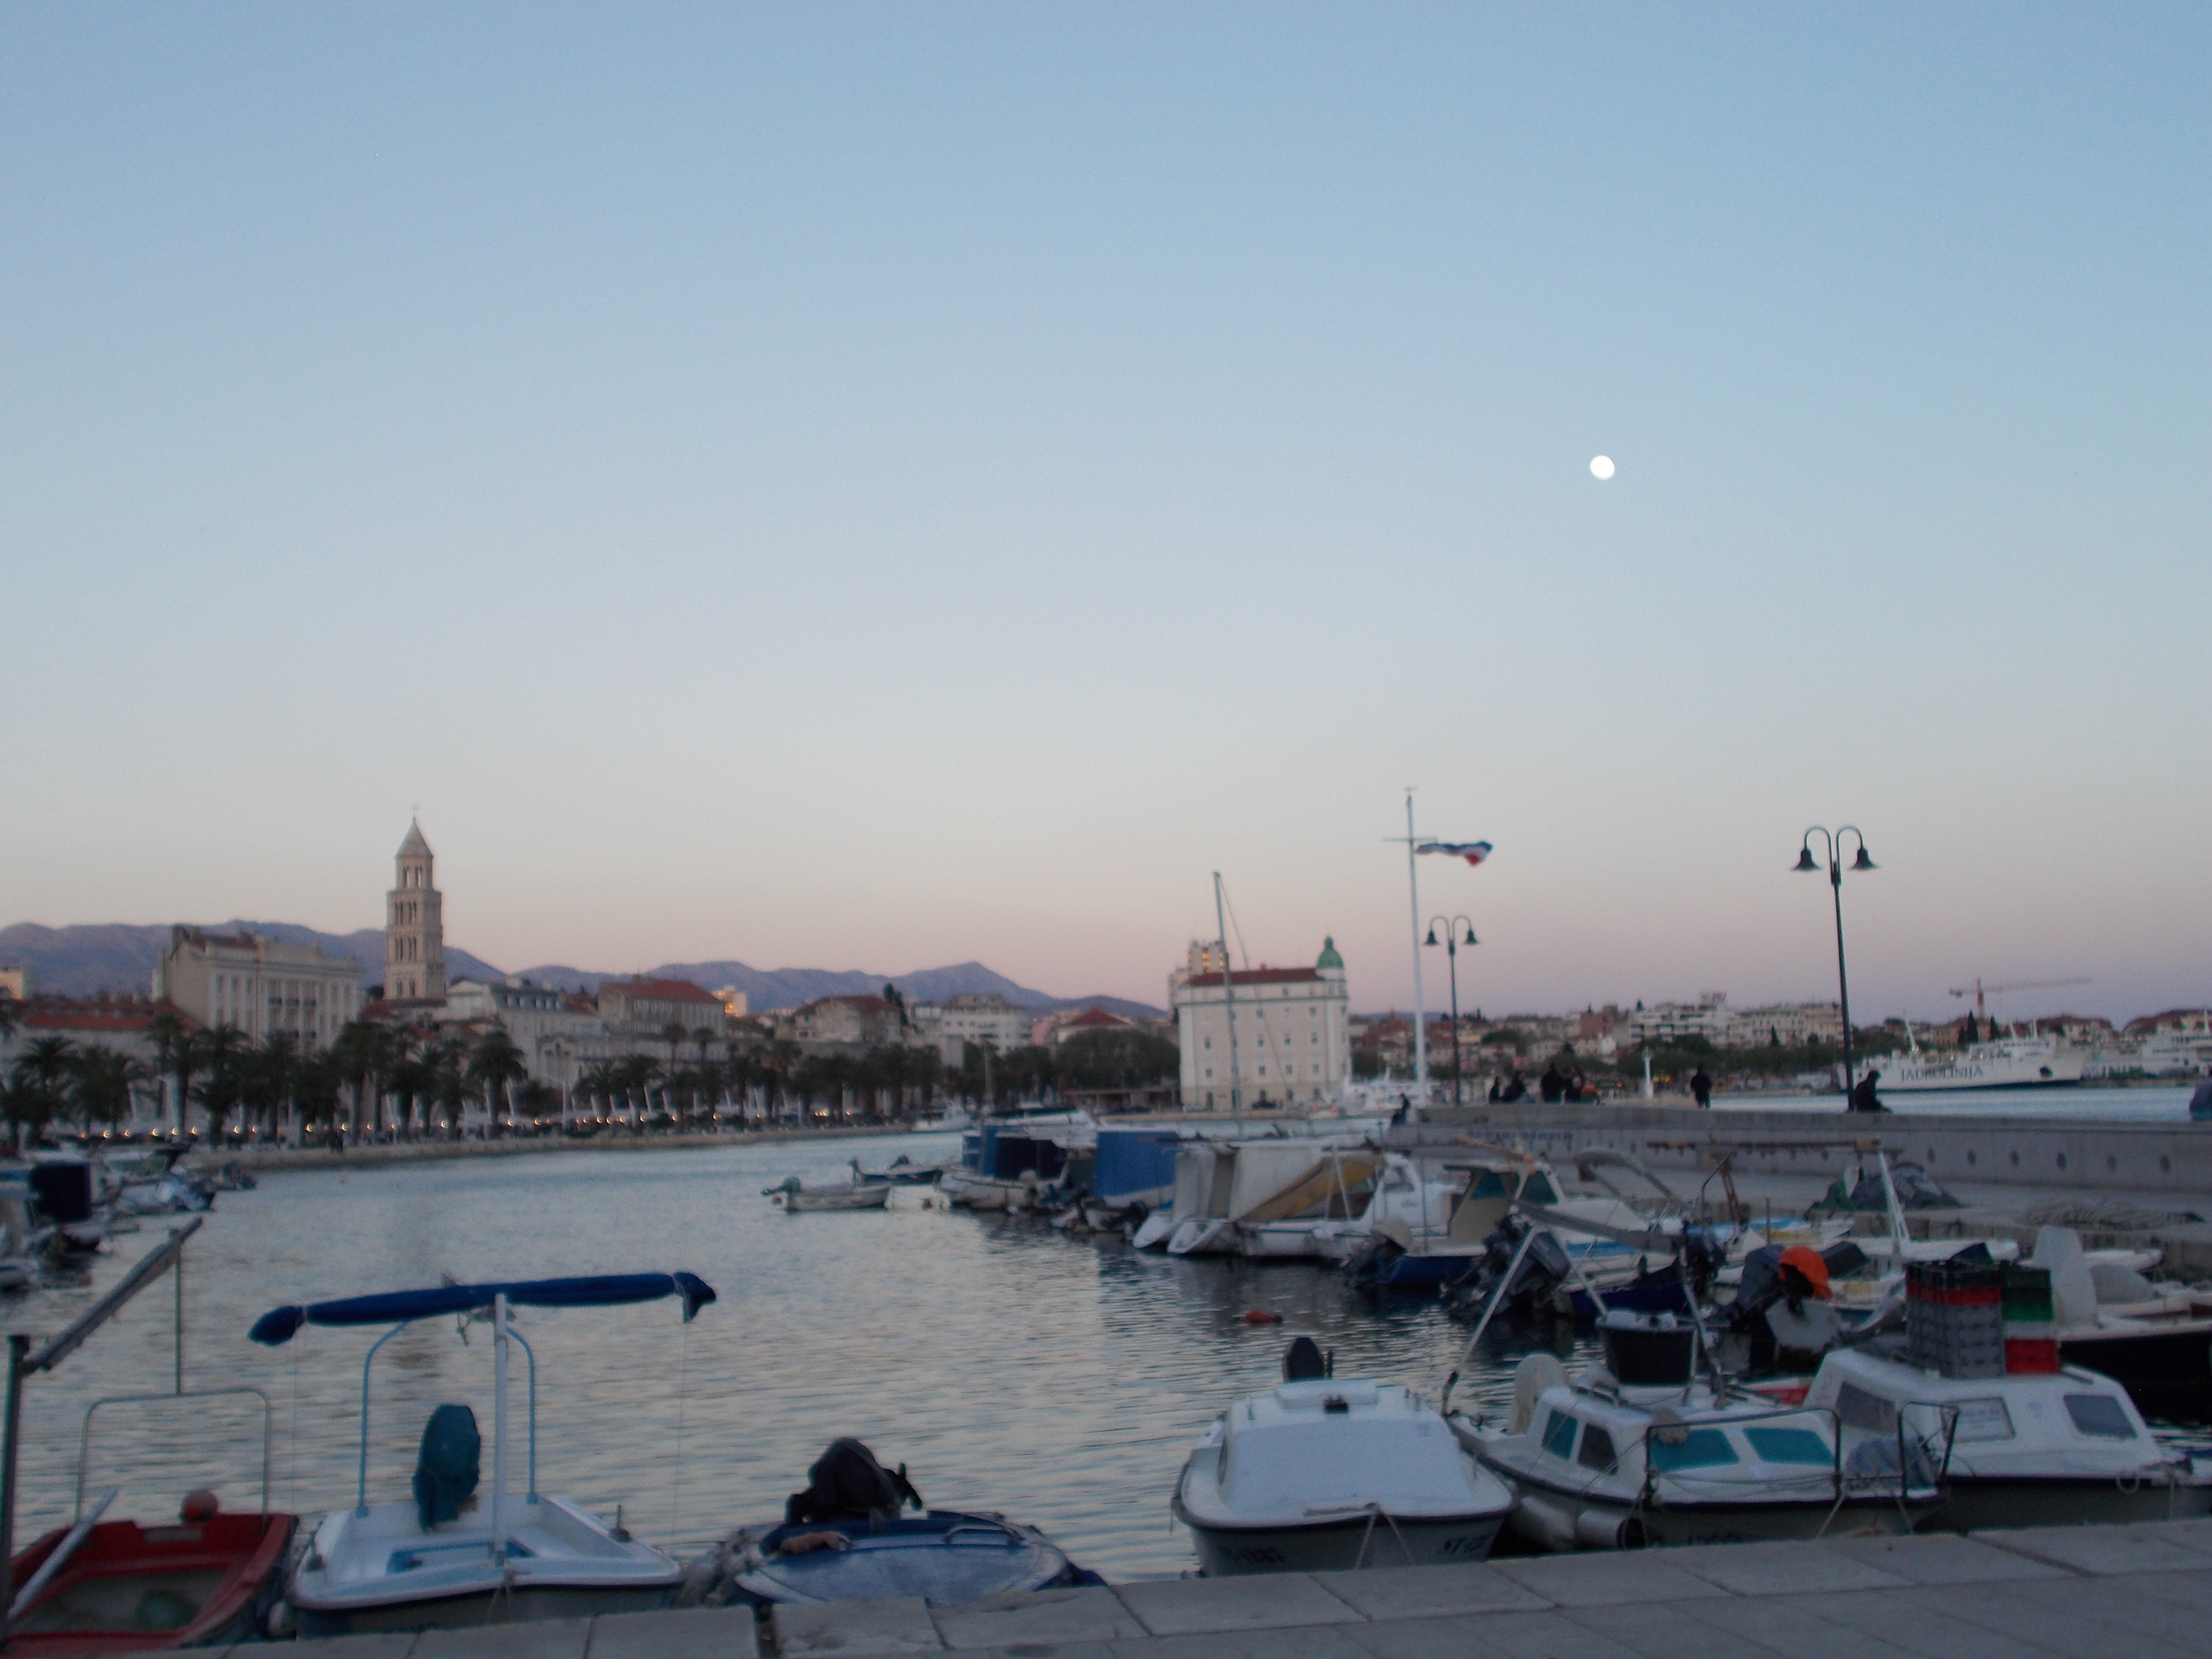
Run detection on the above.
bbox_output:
[7,1512,297,1655]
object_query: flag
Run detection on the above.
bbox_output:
[1418,841,1493,866]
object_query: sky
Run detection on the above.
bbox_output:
[3,5,2207,1024]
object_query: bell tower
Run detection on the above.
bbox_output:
[385,819,446,1002]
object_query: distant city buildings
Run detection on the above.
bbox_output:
[154,925,361,1051]
[1170,937,1349,1109]
[783,994,908,1049]
[910,992,1031,1065]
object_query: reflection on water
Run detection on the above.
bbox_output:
[7,1128,2200,1580]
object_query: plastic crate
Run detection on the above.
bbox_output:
[2005,1337,2061,1375]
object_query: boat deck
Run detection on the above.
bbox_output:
[258,1517,2212,1657]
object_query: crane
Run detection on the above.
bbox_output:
[1947,976,2092,1022]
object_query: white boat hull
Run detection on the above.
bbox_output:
[1182,1510,1505,1576]
[1877,1040,2086,1091]
[772,1185,889,1212]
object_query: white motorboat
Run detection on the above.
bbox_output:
[1157,1138,1376,1258]
[1803,1348,2212,1530]
[254,1271,715,1635]
[766,1177,890,1212]
[1172,1338,1516,1575]
[1455,1325,1937,1551]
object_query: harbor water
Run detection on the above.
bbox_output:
[6,1111,2206,1582]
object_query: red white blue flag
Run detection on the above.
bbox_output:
[1418,841,1493,866]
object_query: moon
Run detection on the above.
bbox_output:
[1589,455,1616,481]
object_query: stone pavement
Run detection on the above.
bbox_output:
[221,1520,2212,1657]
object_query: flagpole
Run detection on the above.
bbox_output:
[1406,791,1427,1088]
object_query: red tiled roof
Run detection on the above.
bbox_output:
[601,977,722,1005]
[1183,968,1322,987]
[1067,1005,1129,1028]
[12,996,201,1035]
[798,996,893,1016]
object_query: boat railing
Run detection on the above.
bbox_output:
[75,1386,273,1523]
[354,1314,539,1514]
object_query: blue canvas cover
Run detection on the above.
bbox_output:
[249,1271,716,1345]
[1090,1130,1181,1204]
[412,1403,481,1529]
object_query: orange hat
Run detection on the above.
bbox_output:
[1778,1244,1831,1299]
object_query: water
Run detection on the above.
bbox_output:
[10,1122,2205,1581]
[2,1134,1587,1582]
[1717,1084,2198,1122]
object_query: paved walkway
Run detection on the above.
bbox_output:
[255,1520,2212,1658]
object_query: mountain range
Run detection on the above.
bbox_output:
[0,921,1164,1021]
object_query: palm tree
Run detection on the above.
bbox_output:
[331,1021,393,1139]
[468,1028,529,1138]
[386,1050,433,1137]
[72,1046,150,1133]
[6,1036,76,1150]
[240,1035,298,1141]
[147,1011,191,1131]
[294,1051,346,1142]
[428,1039,471,1136]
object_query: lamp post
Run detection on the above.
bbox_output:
[1795,826,1875,1101]
[1424,915,1478,1107]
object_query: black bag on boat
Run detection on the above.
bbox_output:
[785,1438,922,1525]
[413,1403,481,1530]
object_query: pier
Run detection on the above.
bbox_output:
[269,1519,2212,1658]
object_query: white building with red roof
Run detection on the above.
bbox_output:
[1170,937,1349,1110]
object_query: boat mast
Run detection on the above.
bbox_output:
[1404,791,1428,1088]
[1214,872,1241,1117]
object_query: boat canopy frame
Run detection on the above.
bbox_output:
[76,1386,273,1523]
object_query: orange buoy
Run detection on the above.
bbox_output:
[1241,1310,1283,1324]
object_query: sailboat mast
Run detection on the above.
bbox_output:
[1214,872,1241,1117]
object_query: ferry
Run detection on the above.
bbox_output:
[1875,1027,2083,1092]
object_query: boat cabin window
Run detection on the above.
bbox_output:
[1540,1409,1579,1461]
[1522,1172,1559,1205]
[1834,1382,1896,1434]
[1469,1170,1510,1200]
[2063,1393,2137,1440]
[1949,1398,2015,1442]
[1647,1427,1738,1471]
[1575,1424,1619,1472]
[1744,1426,1833,1466]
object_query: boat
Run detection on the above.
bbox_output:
[1157,1138,1376,1259]
[256,1270,715,1635]
[1349,1152,1575,1289]
[1453,1320,1938,1550]
[679,1440,1099,1610]
[1803,1347,2212,1529]
[1171,1337,1517,1575]
[939,1119,1092,1212]
[849,1155,947,1186]
[767,1177,890,1212]
[4,1220,300,1655]
[2032,1226,2212,1420]
[1874,1026,2085,1092]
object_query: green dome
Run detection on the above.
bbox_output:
[1315,936,1343,970]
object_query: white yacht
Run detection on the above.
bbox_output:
[1173,1339,1516,1575]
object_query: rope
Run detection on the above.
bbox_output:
[1351,1502,1416,1569]
[670,1321,691,1545]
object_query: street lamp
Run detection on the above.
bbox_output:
[1424,916,1478,1107]
[1795,826,1875,1102]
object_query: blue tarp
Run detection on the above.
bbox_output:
[249,1271,716,1345]
[1091,1129,1182,1203]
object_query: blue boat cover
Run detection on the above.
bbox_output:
[1090,1130,1181,1203]
[249,1271,716,1345]
[413,1403,481,1528]
[733,1512,1094,1609]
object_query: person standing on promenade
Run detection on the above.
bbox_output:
[1690,1067,1714,1109]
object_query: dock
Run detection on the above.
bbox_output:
[267,1519,2212,1657]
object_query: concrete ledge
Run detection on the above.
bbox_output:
[932,1584,1147,1649]
[1114,1573,1366,1635]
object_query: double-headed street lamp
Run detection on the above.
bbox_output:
[1424,915,1478,1107]
[1795,826,1875,1100]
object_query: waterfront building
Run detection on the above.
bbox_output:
[385,819,446,1003]
[442,976,610,1094]
[0,993,200,1129]
[1171,938,1349,1109]
[598,975,728,1058]
[786,994,907,1049]
[0,964,25,1000]
[911,992,1031,1059]
[1625,995,1843,1050]
[155,926,361,1050]
[1036,1004,1133,1047]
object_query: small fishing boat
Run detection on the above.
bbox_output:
[767,1177,890,1212]
[257,1270,715,1635]
[680,1441,1099,1610]
[1805,1348,2212,1529]
[849,1155,947,1186]
[1455,1320,1938,1550]
[1172,1338,1516,1575]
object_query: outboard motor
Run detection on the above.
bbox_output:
[413,1403,481,1529]
[1448,1214,1571,1320]
[28,1162,94,1226]
[784,1438,924,1526]
[1281,1336,1332,1381]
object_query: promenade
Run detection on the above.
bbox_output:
[271,1519,2212,1657]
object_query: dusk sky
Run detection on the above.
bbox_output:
[4,6,2206,1023]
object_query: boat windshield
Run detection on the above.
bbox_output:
[1647,1428,1737,1471]
[1743,1426,1833,1466]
